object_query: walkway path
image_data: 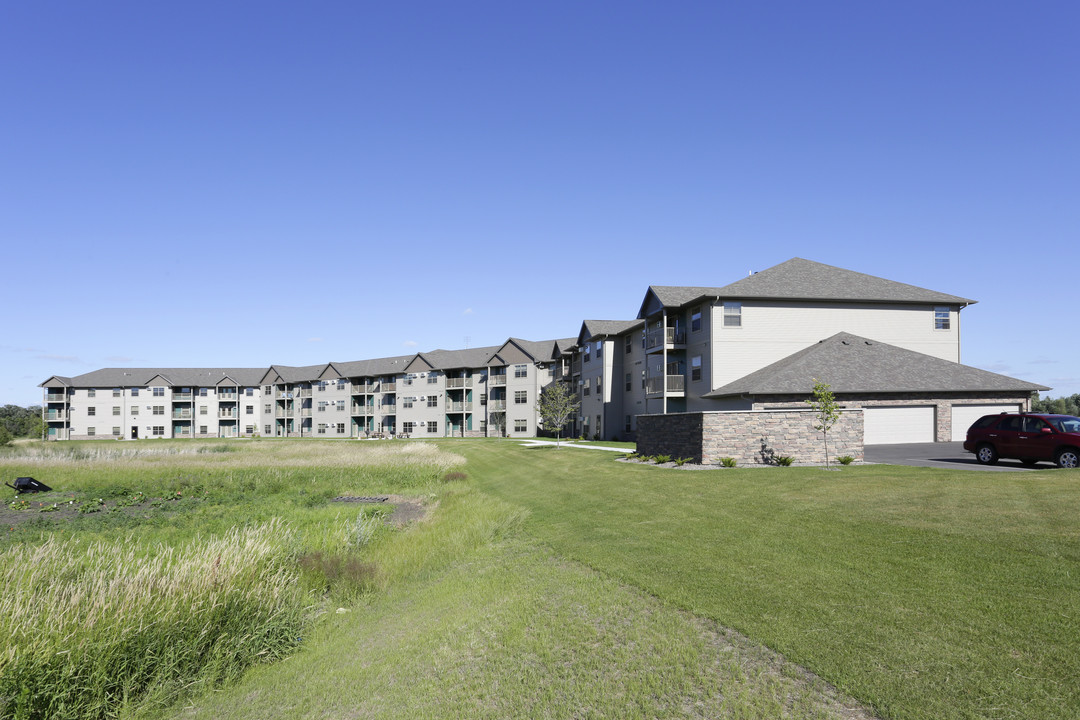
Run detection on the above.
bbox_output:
[516,439,628,453]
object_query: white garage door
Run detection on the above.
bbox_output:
[950,404,1021,441]
[864,406,935,444]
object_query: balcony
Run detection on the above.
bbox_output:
[446,378,473,388]
[646,328,686,351]
[489,375,506,386]
[278,392,293,399]
[218,410,238,419]
[172,393,193,402]
[172,410,193,419]
[46,393,67,402]
[381,382,396,393]
[351,405,375,416]
[275,409,289,418]
[297,389,312,398]
[645,375,685,396]
[488,400,506,411]
[381,407,396,415]
[351,383,375,394]
[218,393,238,401]
[300,408,312,417]
[44,410,68,421]
[446,402,473,412]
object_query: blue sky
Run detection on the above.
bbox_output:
[2,1,1078,406]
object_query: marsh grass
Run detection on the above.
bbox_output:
[0,521,309,719]
[0,440,467,719]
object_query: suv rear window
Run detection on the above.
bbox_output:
[969,415,1002,430]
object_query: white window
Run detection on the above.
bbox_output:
[426,421,438,433]
[131,388,139,397]
[88,407,96,416]
[723,301,741,328]
[335,400,345,411]
[935,307,951,330]
[514,364,528,378]
[318,401,327,412]
[88,389,96,398]
[246,388,254,396]
[199,426,207,434]
[112,427,121,436]
[153,406,164,416]
[152,426,164,436]
[427,396,438,408]
[514,419,527,433]
[317,423,327,434]
[427,374,438,384]
[200,406,208,415]
[87,427,96,436]
[515,391,527,404]
[403,398,414,409]
[583,379,590,396]
[199,388,208,397]
[112,406,120,416]
[131,407,139,416]
[112,389,121,397]
[246,405,254,415]
[402,422,415,434]
[153,387,165,397]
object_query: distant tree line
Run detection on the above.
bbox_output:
[0,405,44,444]
[1031,393,1080,416]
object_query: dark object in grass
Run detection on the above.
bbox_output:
[332,496,390,503]
[6,477,52,494]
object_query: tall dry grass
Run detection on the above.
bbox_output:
[0,520,310,719]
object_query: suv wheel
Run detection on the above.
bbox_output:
[975,444,999,465]
[1055,448,1080,469]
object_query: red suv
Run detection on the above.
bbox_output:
[963,413,1080,468]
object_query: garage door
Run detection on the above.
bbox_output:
[864,406,935,444]
[950,404,1021,441]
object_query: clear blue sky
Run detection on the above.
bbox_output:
[2,1,1077,406]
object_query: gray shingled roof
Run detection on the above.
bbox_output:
[579,319,644,343]
[703,332,1049,397]
[416,345,503,370]
[52,367,268,388]
[333,354,417,378]
[640,258,975,317]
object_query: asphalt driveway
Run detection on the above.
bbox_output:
[864,441,1053,472]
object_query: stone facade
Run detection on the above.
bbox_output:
[638,409,864,466]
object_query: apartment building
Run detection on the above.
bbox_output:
[41,258,1045,444]
[565,258,1044,443]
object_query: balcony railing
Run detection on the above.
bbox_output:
[218,393,238,401]
[44,410,68,421]
[300,408,312,417]
[446,378,473,388]
[172,393,193,402]
[646,328,686,349]
[297,389,312,398]
[218,410,238,419]
[46,393,67,402]
[351,405,375,415]
[446,402,474,412]
[275,410,289,418]
[172,410,193,419]
[489,375,506,386]
[351,383,375,394]
[488,400,506,411]
[381,382,396,392]
[645,375,685,395]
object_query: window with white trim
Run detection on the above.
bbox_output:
[514,364,528,378]
[691,355,702,382]
[691,306,702,332]
[426,421,438,433]
[934,307,950,330]
[514,391,527,404]
[514,419,527,433]
[723,301,741,328]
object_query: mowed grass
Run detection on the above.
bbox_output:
[462,442,1080,720]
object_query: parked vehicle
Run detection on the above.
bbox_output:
[963,413,1080,468]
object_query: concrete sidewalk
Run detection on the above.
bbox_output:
[517,439,629,453]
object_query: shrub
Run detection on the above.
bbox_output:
[776,455,795,466]
[623,452,640,460]
[720,457,737,468]
[837,455,854,465]
[674,457,691,466]
[655,455,672,464]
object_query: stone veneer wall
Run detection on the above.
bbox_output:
[638,409,864,466]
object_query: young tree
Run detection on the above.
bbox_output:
[488,409,506,437]
[806,378,842,468]
[536,383,580,447]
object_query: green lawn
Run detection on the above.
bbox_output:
[462,442,1080,720]
[3,439,1078,719]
